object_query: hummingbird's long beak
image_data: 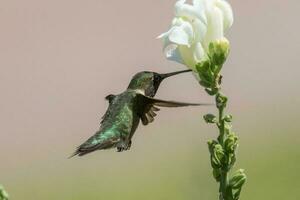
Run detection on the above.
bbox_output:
[160,69,192,79]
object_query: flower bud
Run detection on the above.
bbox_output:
[224,115,233,122]
[224,122,233,136]
[216,93,228,108]
[208,141,225,169]
[208,38,230,67]
[205,88,219,96]
[229,169,247,189]
[203,114,217,124]
[207,140,218,152]
[224,132,238,153]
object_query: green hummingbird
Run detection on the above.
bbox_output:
[71,69,208,156]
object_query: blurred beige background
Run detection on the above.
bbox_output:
[0,0,299,199]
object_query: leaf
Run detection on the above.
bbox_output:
[203,114,217,124]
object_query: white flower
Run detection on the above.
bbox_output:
[158,0,233,70]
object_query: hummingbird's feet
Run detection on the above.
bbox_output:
[116,140,132,152]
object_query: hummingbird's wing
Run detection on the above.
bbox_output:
[100,94,116,124]
[137,94,209,125]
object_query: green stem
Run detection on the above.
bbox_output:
[218,106,225,145]
[216,92,228,200]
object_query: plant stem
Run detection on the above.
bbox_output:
[216,92,228,200]
[218,105,225,145]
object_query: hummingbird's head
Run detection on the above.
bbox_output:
[127,69,192,97]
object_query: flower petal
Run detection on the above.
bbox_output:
[178,45,197,70]
[192,18,207,42]
[203,5,224,49]
[216,0,234,31]
[168,20,194,46]
[193,42,206,63]
[175,0,207,25]
[193,0,208,24]
[157,26,176,39]
[163,44,184,64]
[159,27,184,64]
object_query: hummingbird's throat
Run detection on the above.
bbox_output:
[134,89,146,95]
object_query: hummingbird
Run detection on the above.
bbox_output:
[71,69,208,157]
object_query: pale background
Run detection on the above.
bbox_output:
[0,0,299,199]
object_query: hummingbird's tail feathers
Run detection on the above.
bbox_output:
[70,133,120,157]
[70,143,103,157]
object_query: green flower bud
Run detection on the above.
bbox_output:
[205,88,219,96]
[207,140,218,152]
[208,141,225,169]
[224,133,238,153]
[229,169,247,189]
[203,114,217,124]
[216,93,228,108]
[224,115,233,122]
[196,57,225,92]
[208,39,230,67]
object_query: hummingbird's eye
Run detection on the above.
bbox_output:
[153,75,160,84]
